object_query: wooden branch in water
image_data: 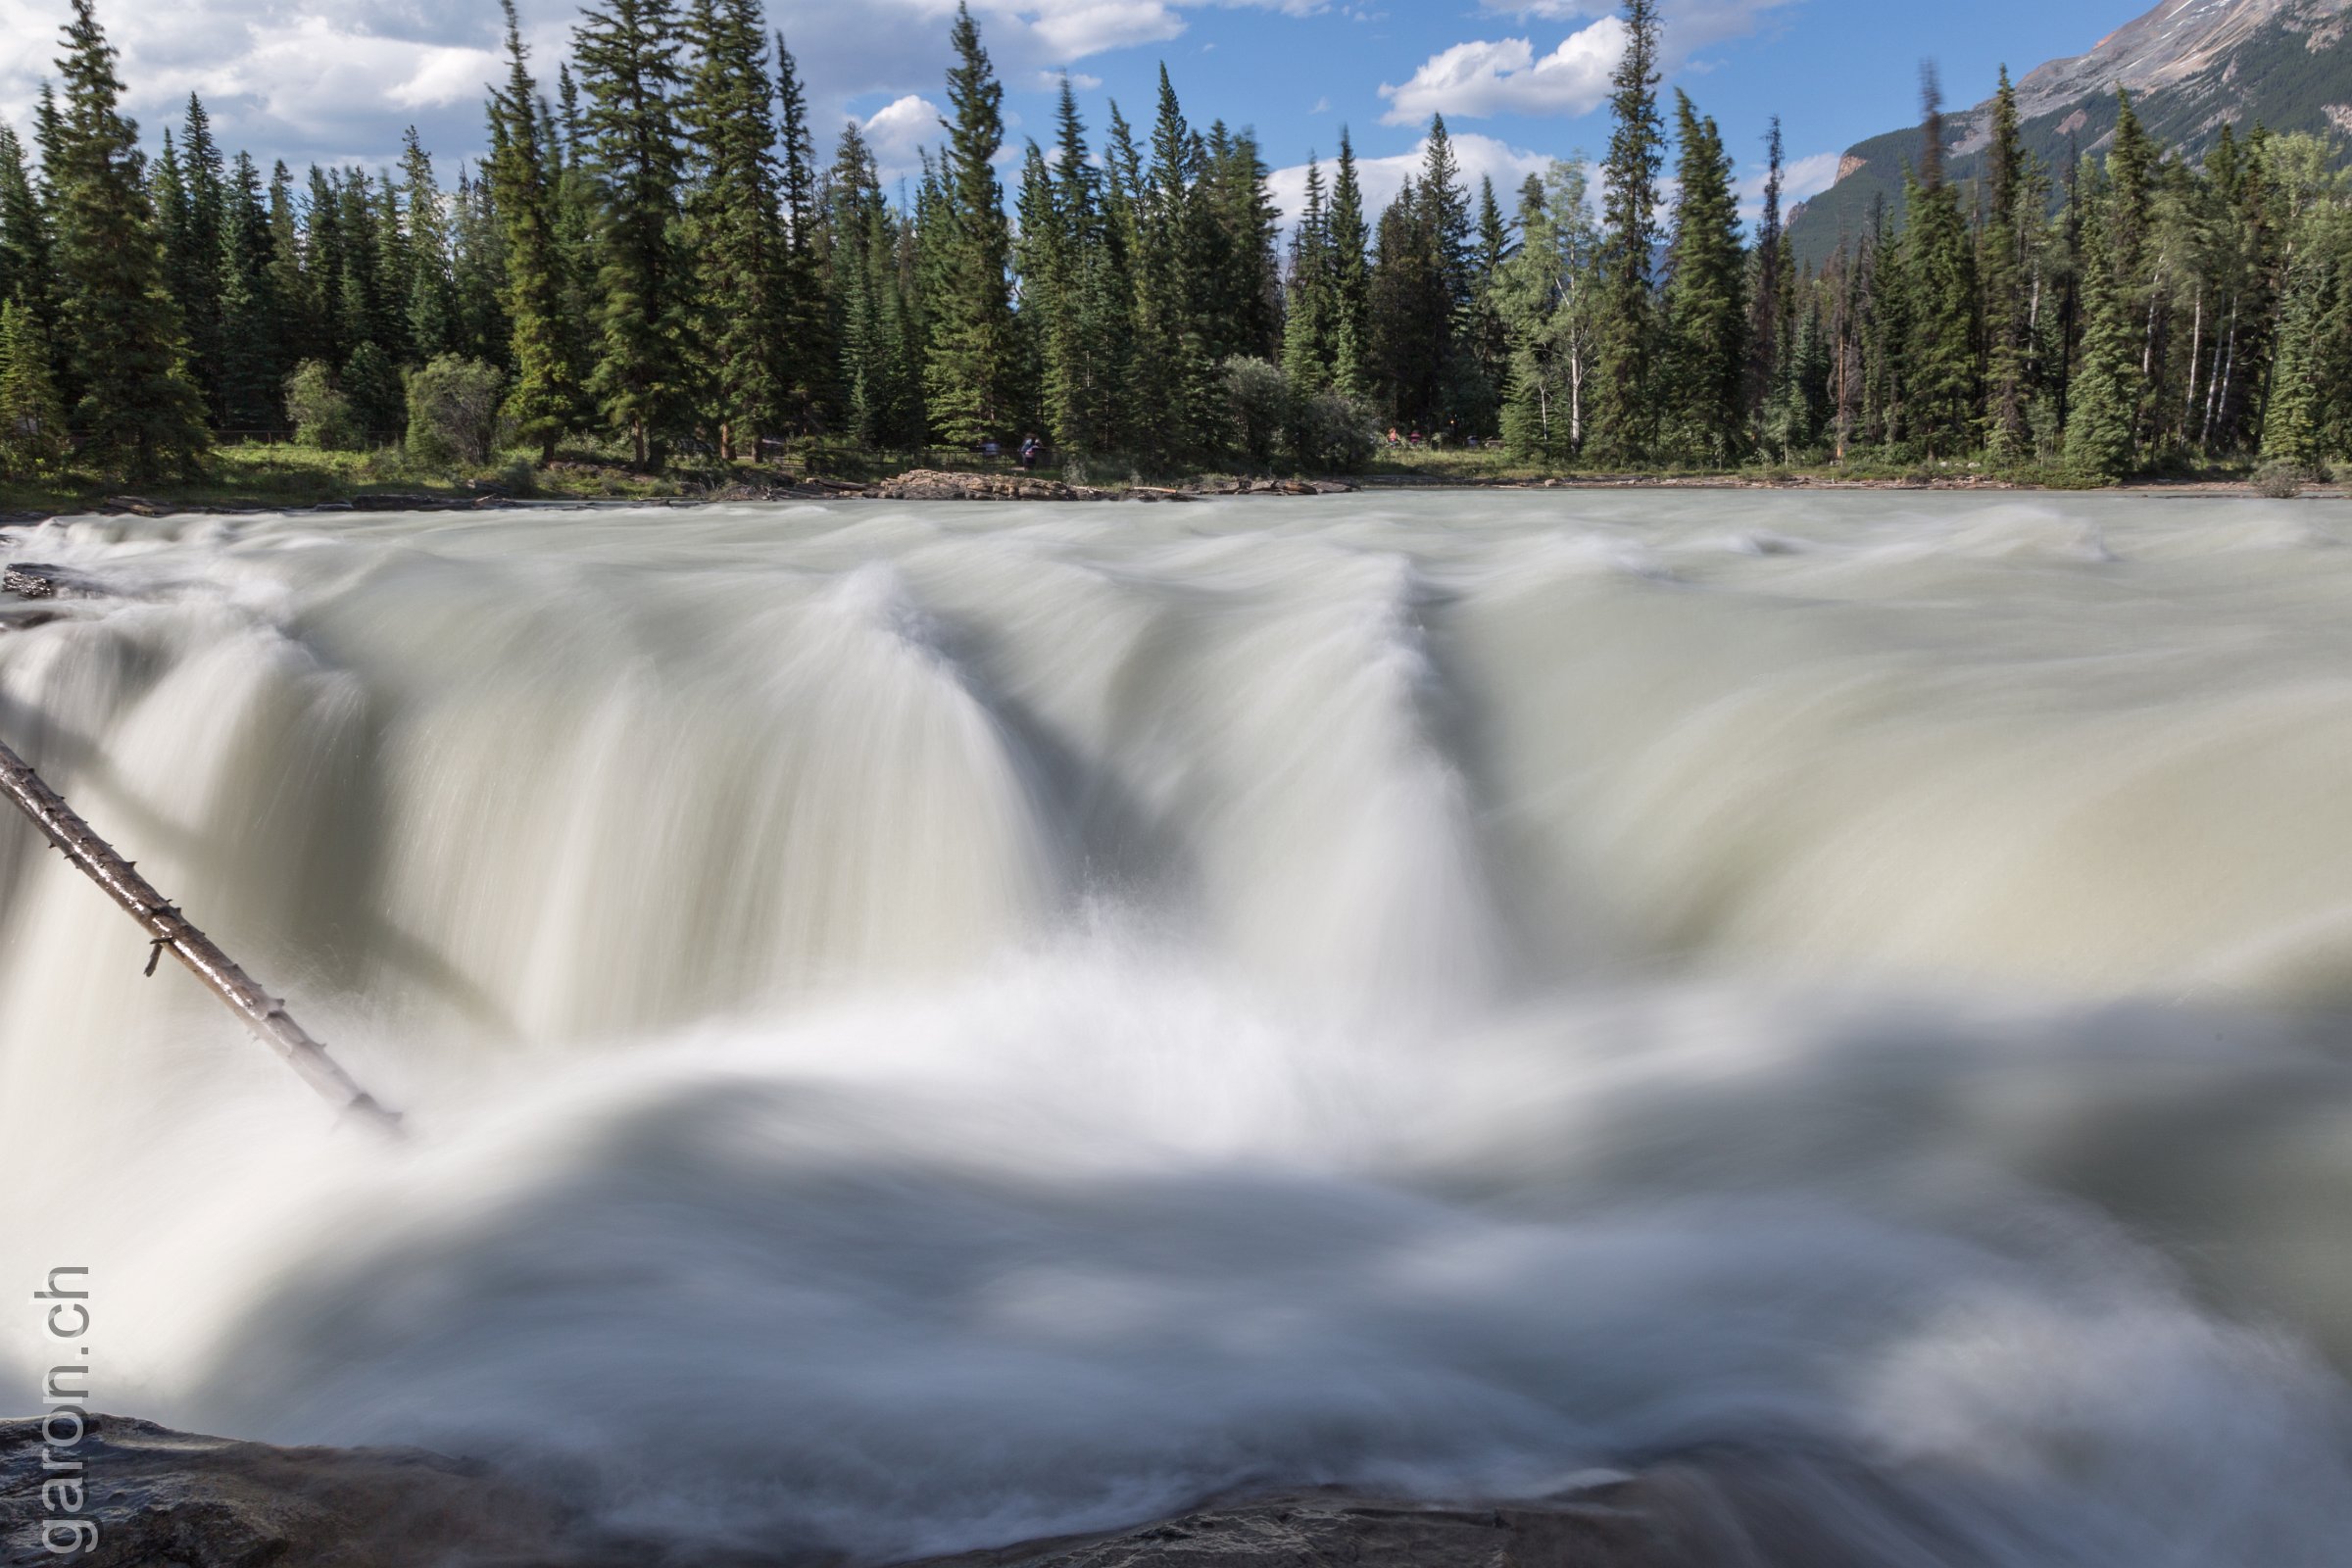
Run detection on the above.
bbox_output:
[0,739,403,1136]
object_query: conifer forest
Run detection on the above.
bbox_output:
[0,0,2347,486]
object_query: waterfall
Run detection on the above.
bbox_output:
[4,491,2351,1564]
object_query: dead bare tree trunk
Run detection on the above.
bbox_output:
[0,739,403,1136]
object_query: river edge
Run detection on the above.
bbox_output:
[0,1414,1847,1568]
[2,469,2346,528]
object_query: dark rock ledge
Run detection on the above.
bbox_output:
[1,1416,1895,1568]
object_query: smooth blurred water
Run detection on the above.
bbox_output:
[5,491,2352,1563]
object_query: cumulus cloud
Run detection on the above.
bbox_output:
[1479,0,1796,55]
[1379,22,1623,125]
[0,0,1322,172]
[1387,0,1799,126]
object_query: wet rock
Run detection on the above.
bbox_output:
[869,469,1109,502]
[3,562,111,600]
[910,1487,1703,1568]
[0,1415,625,1568]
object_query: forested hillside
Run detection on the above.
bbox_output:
[1791,0,2352,263]
[2,0,2349,490]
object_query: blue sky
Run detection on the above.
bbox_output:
[0,0,2143,226]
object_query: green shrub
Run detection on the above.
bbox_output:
[284,361,363,451]
[405,356,506,467]
[2252,459,2307,499]
[1221,357,1289,470]
[1294,390,1379,472]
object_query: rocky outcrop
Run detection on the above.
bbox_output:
[2,562,112,600]
[0,1415,622,1567]
[0,1417,1890,1568]
[909,1486,1722,1568]
[867,469,1113,502]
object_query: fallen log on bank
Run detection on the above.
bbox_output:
[0,738,402,1136]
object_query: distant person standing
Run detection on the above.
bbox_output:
[1019,435,1043,472]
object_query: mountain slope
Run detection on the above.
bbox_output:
[1788,0,2352,264]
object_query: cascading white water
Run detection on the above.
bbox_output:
[6,491,2352,1564]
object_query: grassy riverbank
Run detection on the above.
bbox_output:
[2,440,2342,518]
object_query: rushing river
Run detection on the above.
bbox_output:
[5,491,2352,1564]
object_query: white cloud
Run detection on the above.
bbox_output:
[861,93,946,179]
[1379,21,1623,125]
[1383,0,1801,126]
[1733,146,1838,223]
[0,0,1324,172]
[1268,129,1559,232]
[1478,0,1796,56]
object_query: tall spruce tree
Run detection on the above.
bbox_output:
[0,126,53,322]
[775,32,832,429]
[50,0,207,477]
[1591,0,1665,464]
[681,0,795,458]
[0,299,68,476]
[488,0,583,461]
[1981,68,2031,461]
[1659,91,1746,464]
[924,4,1018,448]
[1327,129,1373,402]
[218,150,285,431]
[1745,118,1785,435]
[575,0,693,466]
[1903,68,1977,458]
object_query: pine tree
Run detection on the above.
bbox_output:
[575,0,693,466]
[2065,190,2136,477]
[1590,0,1665,464]
[1904,69,1977,459]
[401,127,460,361]
[49,0,208,477]
[175,94,227,420]
[1282,158,1335,396]
[488,0,584,461]
[1327,129,1373,402]
[218,151,286,432]
[1744,118,1785,436]
[1981,68,2030,461]
[0,126,53,322]
[774,31,832,430]
[681,0,794,458]
[0,299,69,476]
[1659,91,1746,464]
[924,4,1018,449]
[1130,67,1217,462]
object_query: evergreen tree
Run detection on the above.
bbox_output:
[1659,91,1746,464]
[2065,187,2136,477]
[1327,129,1373,402]
[0,126,54,323]
[488,0,584,461]
[1745,118,1785,435]
[49,0,207,477]
[1903,69,1977,458]
[176,94,227,419]
[923,4,1018,448]
[681,0,795,457]
[0,299,69,476]
[401,127,460,361]
[218,151,286,432]
[575,0,693,466]
[775,31,832,429]
[1590,0,1665,464]
[1981,68,2030,461]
